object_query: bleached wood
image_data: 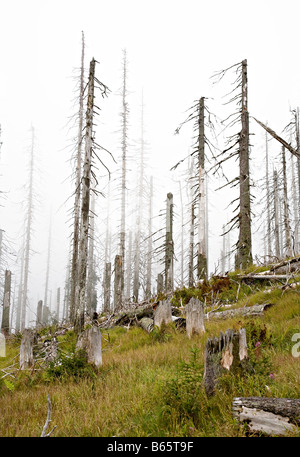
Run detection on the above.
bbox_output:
[153,300,172,329]
[20,329,35,369]
[232,397,300,435]
[185,297,205,338]
[76,325,102,367]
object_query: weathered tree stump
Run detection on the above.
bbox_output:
[232,397,300,435]
[185,297,205,338]
[153,300,172,329]
[76,325,102,367]
[203,328,252,396]
[20,329,36,369]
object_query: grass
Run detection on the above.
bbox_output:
[0,280,299,437]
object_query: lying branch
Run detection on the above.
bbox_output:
[40,395,57,437]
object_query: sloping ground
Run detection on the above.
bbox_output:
[0,271,299,437]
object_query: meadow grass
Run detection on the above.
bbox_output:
[0,286,299,437]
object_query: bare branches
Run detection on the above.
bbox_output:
[41,395,57,437]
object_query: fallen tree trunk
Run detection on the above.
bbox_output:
[232,397,300,435]
[138,317,154,334]
[206,303,273,320]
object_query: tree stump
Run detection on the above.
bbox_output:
[20,329,36,369]
[185,297,205,338]
[153,300,172,329]
[203,328,252,396]
[76,325,102,367]
[232,397,300,435]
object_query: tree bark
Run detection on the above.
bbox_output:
[165,193,174,292]
[153,300,173,329]
[282,146,292,257]
[74,58,95,334]
[114,255,123,313]
[232,397,300,435]
[76,325,102,367]
[138,317,154,334]
[1,270,11,335]
[185,297,205,338]
[20,329,36,369]
[36,299,43,329]
[236,60,252,270]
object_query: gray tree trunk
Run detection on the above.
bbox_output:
[103,262,111,313]
[126,230,132,300]
[56,288,60,323]
[74,58,95,334]
[20,329,36,369]
[265,128,272,259]
[185,297,205,338]
[70,31,85,323]
[165,193,174,293]
[1,270,11,335]
[76,325,102,367]
[153,300,172,329]
[114,255,123,313]
[146,176,153,299]
[236,60,252,270]
[36,299,43,329]
[157,273,163,295]
[282,146,292,257]
[197,97,208,279]
[273,169,281,259]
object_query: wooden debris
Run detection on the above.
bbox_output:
[185,297,205,338]
[41,394,57,437]
[232,397,300,436]
[138,317,154,334]
[206,303,273,320]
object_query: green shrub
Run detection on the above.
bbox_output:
[43,349,98,383]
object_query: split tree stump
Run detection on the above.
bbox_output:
[138,317,154,334]
[232,397,300,435]
[153,300,173,329]
[76,325,102,367]
[20,329,36,369]
[185,297,205,338]
[203,328,252,396]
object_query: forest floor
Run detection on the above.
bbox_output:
[0,264,300,437]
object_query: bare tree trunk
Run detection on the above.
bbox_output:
[74,58,96,334]
[157,273,163,295]
[20,329,35,369]
[146,176,153,298]
[153,300,172,329]
[189,201,195,287]
[76,325,102,367]
[197,97,207,279]
[114,255,123,313]
[236,60,252,269]
[186,297,205,338]
[56,288,60,323]
[1,270,11,335]
[165,193,174,293]
[273,169,281,259]
[36,299,43,329]
[70,31,85,323]
[282,146,292,257]
[291,154,299,254]
[43,218,52,323]
[119,49,129,307]
[179,181,184,287]
[86,181,97,317]
[103,262,111,313]
[21,126,35,331]
[126,230,132,300]
[265,127,272,259]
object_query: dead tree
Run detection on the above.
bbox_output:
[265,127,272,259]
[21,126,35,331]
[70,31,85,323]
[1,270,11,336]
[165,193,174,293]
[145,176,153,298]
[281,146,292,257]
[273,169,281,259]
[36,299,43,329]
[114,255,123,313]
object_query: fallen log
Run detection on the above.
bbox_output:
[232,397,300,436]
[138,317,154,334]
[238,274,288,280]
[205,303,273,320]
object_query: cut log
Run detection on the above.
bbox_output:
[232,397,300,435]
[138,317,154,334]
[153,300,172,329]
[185,297,205,338]
[76,325,102,367]
[206,303,273,320]
[203,328,252,396]
[20,329,36,369]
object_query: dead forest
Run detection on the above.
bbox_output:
[0,35,300,438]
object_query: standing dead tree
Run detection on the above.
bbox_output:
[74,58,110,334]
[1,270,11,336]
[211,60,253,270]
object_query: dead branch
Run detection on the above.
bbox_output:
[40,395,57,437]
